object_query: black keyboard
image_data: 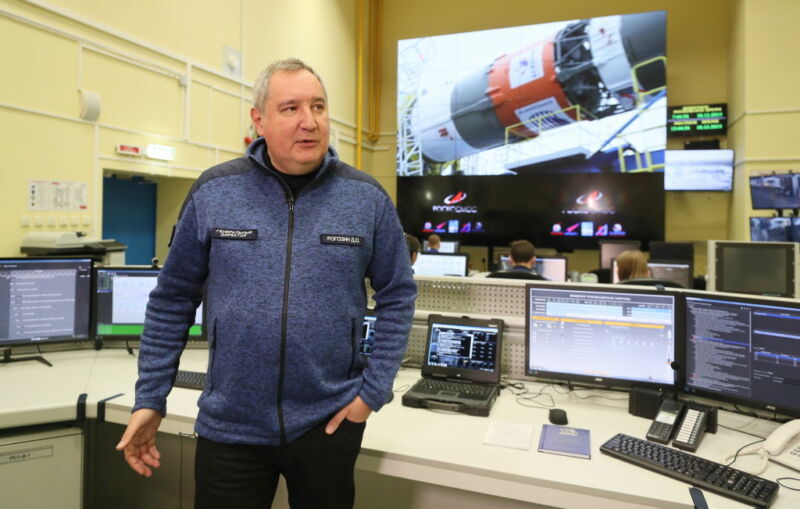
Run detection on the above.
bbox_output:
[174,370,206,390]
[600,433,779,508]
[418,378,494,397]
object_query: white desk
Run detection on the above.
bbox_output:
[1,349,798,509]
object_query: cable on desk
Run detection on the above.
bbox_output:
[392,384,409,393]
[568,389,627,402]
[724,438,765,468]
[717,423,766,440]
[776,477,800,491]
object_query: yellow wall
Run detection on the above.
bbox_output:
[0,0,360,257]
[727,0,800,241]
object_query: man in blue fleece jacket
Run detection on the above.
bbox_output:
[116,58,417,508]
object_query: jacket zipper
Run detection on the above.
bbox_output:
[276,195,295,444]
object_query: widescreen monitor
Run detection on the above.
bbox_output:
[750,173,800,210]
[649,241,693,262]
[422,240,460,253]
[94,267,203,340]
[525,284,678,389]
[0,258,92,347]
[750,217,792,242]
[413,253,469,277]
[599,240,641,269]
[684,294,800,418]
[611,259,691,288]
[534,256,568,282]
[664,149,734,191]
[709,241,798,298]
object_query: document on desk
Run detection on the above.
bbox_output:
[537,424,591,459]
[482,421,535,451]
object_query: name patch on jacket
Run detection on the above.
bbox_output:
[321,234,364,247]
[211,228,258,240]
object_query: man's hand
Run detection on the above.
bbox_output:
[115,408,163,477]
[325,396,372,434]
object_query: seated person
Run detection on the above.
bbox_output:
[405,233,420,265]
[615,249,651,282]
[426,234,441,252]
[487,240,547,280]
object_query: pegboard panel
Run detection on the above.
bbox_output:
[369,276,528,317]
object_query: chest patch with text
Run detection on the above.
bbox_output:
[211,228,258,240]
[320,234,364,247]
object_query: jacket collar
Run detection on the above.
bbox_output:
[246,137,338,179]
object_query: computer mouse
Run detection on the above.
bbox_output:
[549,408,568,425]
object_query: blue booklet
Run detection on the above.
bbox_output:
[537,424,591,459]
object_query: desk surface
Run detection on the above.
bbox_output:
[2,348,798,509]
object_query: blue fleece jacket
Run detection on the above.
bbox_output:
[133,138,417,445]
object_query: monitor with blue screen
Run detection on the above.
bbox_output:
[685,293,800,417]
[525,284,678,388]
[359,314,377,356]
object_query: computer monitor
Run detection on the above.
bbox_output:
[94,267,203,341]
[649,241,693,262]
[647,260,693,289]
[422,240,460,253]
[664,149,734,191]
[359,313,377,356]
[750,173,800,210]
[599,240,641,269]
[525,283,679,389]
[749,217,792,242]
[413,253,469,277]
[707,241,799,298]
[534,256,568,282]
[0,258,93,347]
[684,293,800,417]
[793,218,800,242]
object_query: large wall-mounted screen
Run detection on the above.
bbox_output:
[397,11,666,177]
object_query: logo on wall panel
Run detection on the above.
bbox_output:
[433,191,478,213]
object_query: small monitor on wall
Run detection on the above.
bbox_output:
[707,240,799,298]
[750,217,792,242]
[413,253,469,277]
[525,283,679,389]
[664,149,733,191]
[0,258,93,347]
[750,173,800,210]
[94,267,203,340]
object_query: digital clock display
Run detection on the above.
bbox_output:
[667,104,727,136]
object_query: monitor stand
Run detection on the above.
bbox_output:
[1,347,53,367]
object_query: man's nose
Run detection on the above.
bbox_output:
[298,106,317,130]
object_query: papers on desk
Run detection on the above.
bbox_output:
[482,421,535,451]
[537,424,591,459]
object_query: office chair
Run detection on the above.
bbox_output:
[486,271,548,281]
[618,278,685,289]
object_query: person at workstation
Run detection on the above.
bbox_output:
[405,233,420,265]
[426,234,441,252]
[487,240,547,280]
[615,249,651,282]
[116,58,417,509]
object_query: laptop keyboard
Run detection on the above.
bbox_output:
[419,378,495,397]
[174,370,206,390]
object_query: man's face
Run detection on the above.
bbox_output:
[250,69,330,175]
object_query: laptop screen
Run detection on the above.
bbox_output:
[422,315,504,383]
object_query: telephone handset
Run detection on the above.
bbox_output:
[726,418,800,474]
[646,399,685,444]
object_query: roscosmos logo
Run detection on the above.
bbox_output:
[443,191,468,205]
[576,190,604,205]
[432,191,477,213]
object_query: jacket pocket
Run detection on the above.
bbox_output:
[206,318,218,393]
[347,316,357,379]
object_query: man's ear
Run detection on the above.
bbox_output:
[250,107,265,137]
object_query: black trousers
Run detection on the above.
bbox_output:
[194,419,366,509]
